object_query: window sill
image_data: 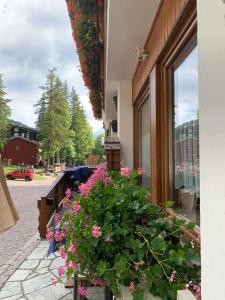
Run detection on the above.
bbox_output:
[165,208,200,245]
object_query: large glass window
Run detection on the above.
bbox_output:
[172,45,199,224]
[140,98,151,186]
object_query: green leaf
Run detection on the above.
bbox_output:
[186,222,196,230]
[114,256,128,273]
[133,288,144,300]
[161,200,174,208]
[151,237,167,253]
[127,239,143,251]
[96,260,107,275]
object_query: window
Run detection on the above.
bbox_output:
[171,44,199,224]
[134,81,151,187]
[140,98,151,186]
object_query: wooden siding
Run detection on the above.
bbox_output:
[132,0,189,102]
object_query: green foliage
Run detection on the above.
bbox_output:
[35,69,73,164]
[35,69,95,166]
[70,87,94,165]
[93,133,104,161]
[61,170,201,300]
[73,0,102,118]
[0,74,11,150]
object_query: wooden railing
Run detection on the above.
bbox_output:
[37,173,71,238]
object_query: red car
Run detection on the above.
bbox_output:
[6,168,34,181]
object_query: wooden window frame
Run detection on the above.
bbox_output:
[133,78,151,187]
[155,1,199,242]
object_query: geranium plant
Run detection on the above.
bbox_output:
[53,164,201,300]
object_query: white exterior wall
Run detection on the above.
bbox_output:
[198,1,225,299]
[118,80,133,168]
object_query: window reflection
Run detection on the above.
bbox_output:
[173,46,200,224]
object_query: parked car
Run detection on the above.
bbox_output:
[6,168,34,181]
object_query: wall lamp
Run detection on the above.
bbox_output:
[135,47,149,61]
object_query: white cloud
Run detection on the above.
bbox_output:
[0,0,103,134]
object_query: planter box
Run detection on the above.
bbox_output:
[117,287,195,300]
[177,290,196,300]
[117,287,161,300]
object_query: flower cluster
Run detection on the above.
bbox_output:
[92,225,102,238]
[79,163,111,196]
[120,167,132,177]
[51,164,200,300]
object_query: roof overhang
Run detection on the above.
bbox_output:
[105,0,160,118]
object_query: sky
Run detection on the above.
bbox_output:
[174,46,198,127]
[0,0,103,135]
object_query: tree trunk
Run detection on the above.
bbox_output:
[56,150,60,164]
[45,157,50,173]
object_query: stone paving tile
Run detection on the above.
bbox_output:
[50,257,64,269]
[2,294,23,300]
[26,247,47,260]
[0,241,109,300]
[22,273,52,294]
[8,270,32,282]
[0,281,22,298]
[19,260,40,270]
[37,259,51,269]
[26,283,70,300]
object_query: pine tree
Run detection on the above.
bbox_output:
[70,87,94,165]
[35,69,73,168]
[93,133,104,161]
[0,74,11,150]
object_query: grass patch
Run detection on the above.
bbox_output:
[33,174,47,180]
[3,166,17,175]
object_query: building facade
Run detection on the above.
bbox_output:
[1,120,39,166]
[67,0,225,299]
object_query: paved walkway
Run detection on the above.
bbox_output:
[0,241,72,300]
[0,177,56,288]
[0,241,105,300]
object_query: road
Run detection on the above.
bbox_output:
[0,177,56,287]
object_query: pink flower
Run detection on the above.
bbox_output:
[68,244,77,255]
[63,197,70,208]
[46,227,53,241]
[120,167,132,177]
[65,188,72,199]
[137,167,144,175]
[79,286,88,297]
[78,163,109,196]
[66,261,77,272]
[59,247,66,260]
[129,281,135,292]
[57,266,65,277]
[92,225,102,238]
[193,284,201,300]
[73,200,81,215]
[103,177,112,185]
[54,230,65,242]
[51,277,57,286]
[79,183,91,196]
[91,278,106,288]
[54,212,60,224]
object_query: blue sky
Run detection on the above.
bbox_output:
[0,0,103,135]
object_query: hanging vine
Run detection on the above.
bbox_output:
[66,0,103,119]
